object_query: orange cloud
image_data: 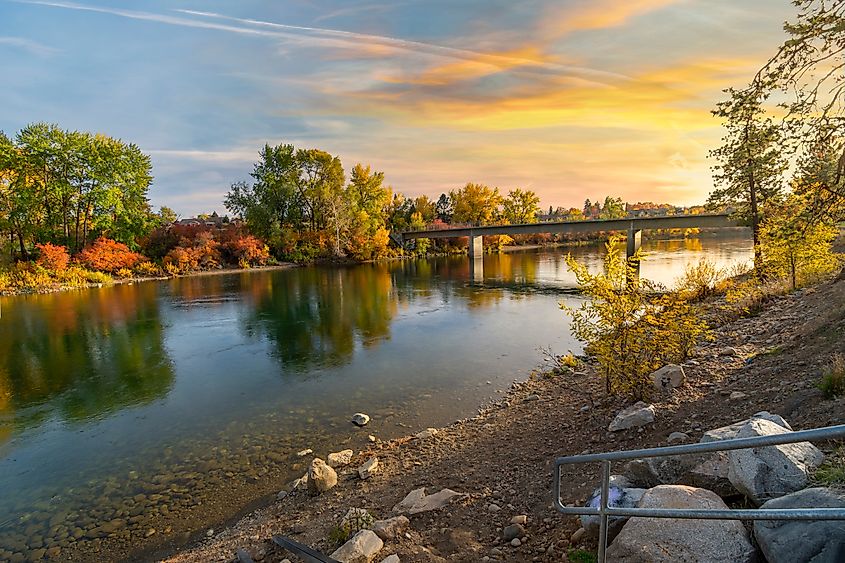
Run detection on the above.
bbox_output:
[540,0,682,39]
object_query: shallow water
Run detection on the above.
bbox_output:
[0,235,752,559]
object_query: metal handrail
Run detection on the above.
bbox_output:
[553,423,845,562]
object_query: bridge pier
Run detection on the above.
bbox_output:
[468,234,483,259]
[468,234,484,283]
[626,227,642,282]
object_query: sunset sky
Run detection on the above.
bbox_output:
[1,0,795,216]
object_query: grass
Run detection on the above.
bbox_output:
[326,525,348,548]
[818,354,845,399]
[812,446,845,489]
[568,548,597,563]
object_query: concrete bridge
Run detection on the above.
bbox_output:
[399,213,744,281]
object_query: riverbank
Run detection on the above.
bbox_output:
[161,277,845,562]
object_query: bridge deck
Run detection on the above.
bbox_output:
[401,213,741,240]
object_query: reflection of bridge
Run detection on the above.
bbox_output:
[400,213,745,281]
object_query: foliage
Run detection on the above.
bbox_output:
[503,188,540,224]
[134,261,163,277]
[35,242,70,272]
[568,549,597,563]
[563,239,709,398]
[818,354,845,400]
[812,445,845,489]
[224,235,270,267]
[599,196,626,220]
[77,237,143,273]
[675,259,725,301]
[450,183,502,225]
[759,197,840,289]
[326,525,348,548]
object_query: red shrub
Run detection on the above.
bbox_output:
[77,237,143,273]
[36,243,70,272]
[225,235,269,267]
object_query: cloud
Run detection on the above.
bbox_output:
[540,0,683,39]
[0,35,58,56]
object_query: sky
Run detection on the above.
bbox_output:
[1,0,796,216]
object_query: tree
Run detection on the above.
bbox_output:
[412,195,437,224]
[708,91,786,269]
[502,188,540,224]
[435,193,453,223]
[450,183,502,225]
[599,196,626,220]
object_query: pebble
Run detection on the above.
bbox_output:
[570,527,586,544]
[145,528,156,538]
[510,515,527,525]
[368,435,377,443]
[351,413,371,427]
[206,529,214,537]
[525,394,540,402]
[487,503,501,513]
[296,449,313,457]
[510,538,522,547]
[730,391,748,400]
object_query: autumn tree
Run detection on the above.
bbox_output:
[450,183,502,225]
[502,188,541,224]
[435,193,453,223]
[599,196,626,220]
[412,195,437,224]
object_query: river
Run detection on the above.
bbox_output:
[0,234,752,560]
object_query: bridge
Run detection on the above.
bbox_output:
[399,213,745,281]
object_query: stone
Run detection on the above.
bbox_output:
[608,402,655,432]
[502,524,525,541]
[372,516,409,541]
[580,486,646,542]
[700,411,792,443]
[510,538,521,547]
[297,448,313,457]
[367,435,376,442]
[667,432,689,444]
[570,528,586,544]
[624,455,695,488]
[754,487,845,563]
[351,413,371,427]
[525,394,540,402]
[414,428,438,439]
[330,529,383,563]
[487,503,501,513]
[729,391,747,400]
[606,485,755,562]
[145,528,156,538]
[650,364,685,391]
[307,458,338,494]
[358,457,380,479]
[510,515,527,525]
[379,556,400,563]
[727,418,824,505]
[291,473,308,491]
[276,490,288,500]
[327,449,354,468]
[392,487,463,515]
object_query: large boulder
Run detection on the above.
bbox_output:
[727,418,824,505]
[392,487,463,515]
[606,485,755,562]
[650,364,685,391]
[608,402,655,432]
[700,411,791,443]
[623,453,739,498]
[330,529,383,563]
[580,485,646,542]
[754,487,845,563]
[307,458,337,494]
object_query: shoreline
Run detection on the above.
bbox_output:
[158,277,845,563]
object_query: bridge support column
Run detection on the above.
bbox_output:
[468,234,484,283]
[626,227,642,284]
[468,234,483,259]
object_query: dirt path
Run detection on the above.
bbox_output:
[164,279,845,563]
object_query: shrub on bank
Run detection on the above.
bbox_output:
[35,243,70,272]
[77,237,143,273]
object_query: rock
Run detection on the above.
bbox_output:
[606,485,755,562]
[667,432,689,444]
[144,528,156,538]
[570,528,586,544]
[502,524,525,541]
[650,364,685,391]
[276,490,288,500]
[608,402,655,432]
[753,487,845,563]
[414,428,438,440]
[367,435,377,443]
[524,394,540,402]
[624,455,696,488]
[372,516,409,541]
[487,503,501,513]
[330,529,383,563]
[684,451,737,498]
[379,556,400,563]
[510,515,527,525]
[327,449,354,468]
[727,418,824,505]
[729,391,747,400]
[580,485,646,542]
[307,458,338,494]
[392,487,463,515]
[700,411,792,443]
[297,449,313,457]
[358,457,380,480]
[291,473,308,491]
[351,413,371,427]
[510,538,521,547]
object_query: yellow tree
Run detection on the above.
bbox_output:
[502,188,540,224]
[450,183,502,226]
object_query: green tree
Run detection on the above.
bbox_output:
[599,196,626,220]
[412,195,437,224]
[450,183,502,225]
[503,188,540,224]
[435,193,453,223]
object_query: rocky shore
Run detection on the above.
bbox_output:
[162,277,845,562]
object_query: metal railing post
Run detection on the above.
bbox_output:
[597,460,611,563]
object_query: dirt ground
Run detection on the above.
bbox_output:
[163,277,845,563]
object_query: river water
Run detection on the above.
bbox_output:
[0,235,752,559]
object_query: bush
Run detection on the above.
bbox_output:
[115,267,134,279]
[4,262,53,290]
[36,242,70,272]
[77,237,143,273]
[819,354,845,399]
[224,235,270,267]
[134,261,163,277]
[675,259,724,301]
[163,246,199,274]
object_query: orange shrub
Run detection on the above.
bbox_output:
[225,235,269,267]
[77,237,143,273]
[163,246,199,273]
[36,243,70,272]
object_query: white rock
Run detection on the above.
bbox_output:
[291,473,308,491]
[379,556,400,563]
[307,458,337,494]
[327,449,354,467]
[606,485,755,562]
[729,391,747,400]
[414,428,438,439]
[650,364,685,391]
[727,418,824,505]
[608,402,655,432]
[358,457,380,479]
[510,515,527,525]
[510,538,521,547]
[372,515,409,541]
[667,432,689,444]
[330,529,383,563]
[367,435,377,442]
[392,487,463,515]
[351,413,371,427]
[701,411,791,443]
[297,448,313,457]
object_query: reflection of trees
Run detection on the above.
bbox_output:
[0,284,174,439]
[243,265,398,370]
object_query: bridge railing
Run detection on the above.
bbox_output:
[553,423,845,562]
